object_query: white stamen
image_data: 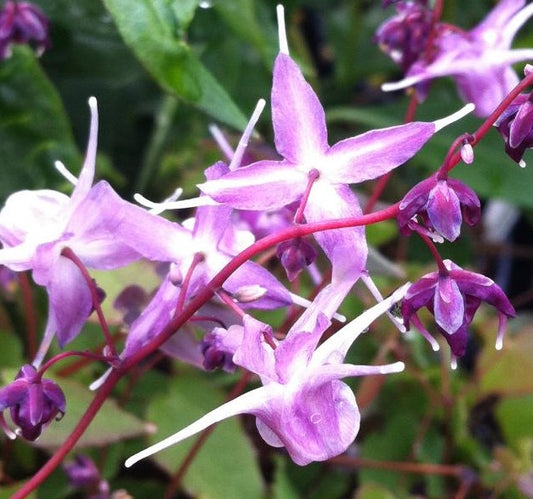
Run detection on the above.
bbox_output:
[133,193,217,214]
[89,367,112,391]
[229,99,266,171]
[54,160,78,185]
[381,75,421,92]
[277,5,289,55]
[208,124,234,161]
[434,103,475,132]
[289,292,346,322]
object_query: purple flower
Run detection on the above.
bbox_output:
[125,286,408,468]
[64,455,111,499]
[0,98,186,364]
[199,51,468,291]
[382,0,533,117]
[397,174,481,241]
[0,1,50,59]
[494,90,533,167]
[401,260,515,359]
[0,364,65,441]
[375,0,434,73]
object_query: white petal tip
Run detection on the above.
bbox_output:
[381,76,419,92]
[495,339,503,350]
[88,96,97,109]
[519,159,526,168]
[434,103,475,132]
[277,4,289,55]
[431,343,440,352]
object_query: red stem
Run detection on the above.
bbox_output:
[12,205,399,498]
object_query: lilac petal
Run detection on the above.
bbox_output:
[193,162,232,245]
[233,315,277,382]
[255,380,359,466]
[325,122,436,184]
[198,160,306,211]
[42,379,66,414]
[48,256,93,347]
[125,386,272,468]
[314,285,409,365]
[224,260,292,309]
[510,97,533,147]
[160,329,204,369]
[304,183,366,286]
[27,383,43,427]
[427,180,462,241]
[438,322,469,357]
[74,182,190,266]
[447,179,481,226]
[272,53,329,163]
[274,313,330,383]
[434,275,464,334]
[0,380,28,411]
[70,97,98,207]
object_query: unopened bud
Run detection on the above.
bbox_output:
[460,142,474,164]
[232,285,267,303]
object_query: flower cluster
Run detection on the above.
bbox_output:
[0,2,528,491]
[380,0,533,116]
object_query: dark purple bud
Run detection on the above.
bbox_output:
[0,364,65,440]
[401,260,515,357]
[201,326,242,372]
[277,238,317,282]
[398,174,481,242]
[64,455,111,499]
[375,1,434,72]
[0,1,50,60]
[494,92,533,167]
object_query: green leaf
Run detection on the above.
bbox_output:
[353,483,397,499]
[102,0,247,130]
[33,376,151,449]
[146,371,264,499]
[0,46,80,201]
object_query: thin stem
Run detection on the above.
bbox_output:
[175,253,204,314]
[60,248,117,358]
[37,350,109,380]
[418,232,447,274]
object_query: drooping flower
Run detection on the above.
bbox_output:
[397,174,481,242]
[0,364,65,441]
[382,0,533,117]
[494,89,533,167]
[401,260,515,359]
[0,0,50,59]
[125,285,408,468]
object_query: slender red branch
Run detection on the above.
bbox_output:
[175,253,204,314]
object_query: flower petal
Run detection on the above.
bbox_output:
[272,53,329,163]
[198,160,306,211]
[325,122,436,184]
[434,275,464,334]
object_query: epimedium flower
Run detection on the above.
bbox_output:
[64,455,111,499]
[397,173,481,242]
[0,98,188,365]
[494,86,533,167]
[382,0,533,117]
[0,364,65,441]
[0,0,50,60]
[125,285,408,468]
[401,260,515,361]
[199,6,473,298]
